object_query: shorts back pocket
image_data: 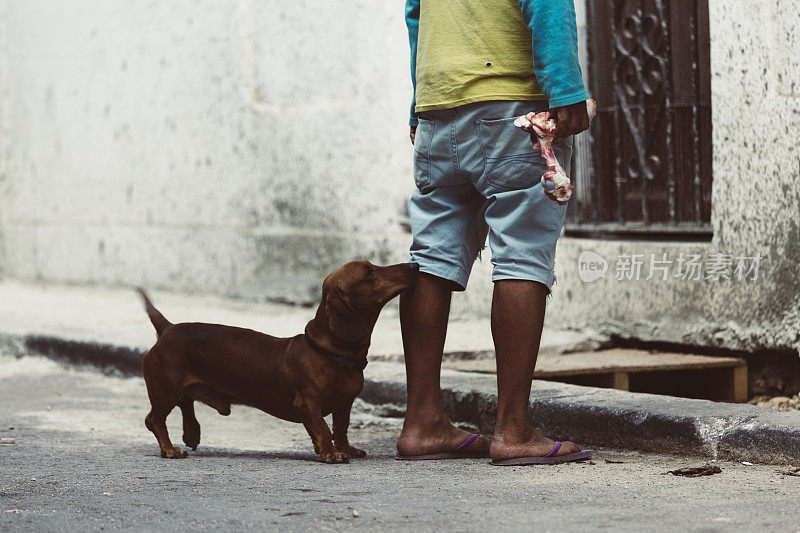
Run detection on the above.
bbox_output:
[413,118,435,191]
[476,117,542,191]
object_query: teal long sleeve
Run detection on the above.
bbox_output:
[405,0,420,127]
[517,0,588,108]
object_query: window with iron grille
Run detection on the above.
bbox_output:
[566,0,713,241]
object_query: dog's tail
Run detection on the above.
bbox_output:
[136,288,172,337]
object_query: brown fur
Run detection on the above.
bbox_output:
[139,260,418,463]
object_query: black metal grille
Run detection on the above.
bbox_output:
[566,0,713,241]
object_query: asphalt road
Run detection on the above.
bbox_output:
[1,353,799,532]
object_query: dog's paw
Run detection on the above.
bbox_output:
[161,446,187,459]
[183,431,200,451]
[321,451,351,464]
[345,446,367,458]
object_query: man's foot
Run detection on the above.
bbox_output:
[397,421,490,457]
[490,427,582,463]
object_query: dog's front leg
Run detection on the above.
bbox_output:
[333,402,366,458]
[294,396,350,464]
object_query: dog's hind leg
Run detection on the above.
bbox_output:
[178,396,201,451]
[143,352,186,459]
[145,406,186,459]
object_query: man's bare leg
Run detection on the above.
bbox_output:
[489,279,582,461]
[396,273,490,456]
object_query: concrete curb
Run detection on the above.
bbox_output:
[6,333,800,465]
[362,363,800,464]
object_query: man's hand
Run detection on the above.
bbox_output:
[410,125,417,145]
[550,101,590,139]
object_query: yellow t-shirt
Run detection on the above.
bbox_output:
[414,0,546,112]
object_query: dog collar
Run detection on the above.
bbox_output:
[307,337,368,371]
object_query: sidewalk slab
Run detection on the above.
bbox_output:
[2,280,798,464]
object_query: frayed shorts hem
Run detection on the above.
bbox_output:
[409,255,471,291]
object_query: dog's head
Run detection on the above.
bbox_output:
[305,261,419,359]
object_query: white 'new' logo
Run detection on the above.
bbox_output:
[578,251,607,283]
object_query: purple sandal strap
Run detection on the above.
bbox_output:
[545,442,562,457]
[454,433,480,452]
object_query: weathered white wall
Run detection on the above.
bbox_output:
[0,0,416,304]
[1,0,798,356]
[548,0,800,355]
[0,0,8,269]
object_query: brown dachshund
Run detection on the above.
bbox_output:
[138,260,418,463]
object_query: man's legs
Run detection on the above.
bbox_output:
[488,279,581,460]
[398,100,580,457]
[396,272,490,456]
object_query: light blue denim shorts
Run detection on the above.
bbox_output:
[409,100,572,292]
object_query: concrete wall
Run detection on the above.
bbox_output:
[0,0,416,305]
[548,0,800,355]
[0,0,8,270]
[1,0,798,355]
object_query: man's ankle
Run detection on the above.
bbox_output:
[493,420,534,443]
[401,412,453,434]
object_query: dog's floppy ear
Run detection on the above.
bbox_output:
[324,287,370,345]
[305,286,371,357]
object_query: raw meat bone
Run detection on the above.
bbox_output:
[513,99,597,205]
